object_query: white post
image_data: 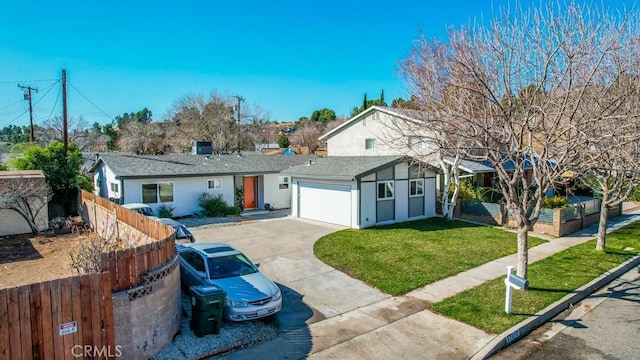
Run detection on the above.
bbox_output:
[505,266,514,314]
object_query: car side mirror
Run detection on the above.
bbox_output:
[254,263,260,268]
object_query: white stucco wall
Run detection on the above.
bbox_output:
[326,111,435,157]
[122,175,235,217]
[263,173,292,210]
[0,201,49,236]
[327,112,405,156]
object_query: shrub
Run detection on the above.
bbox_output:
[157,203,175,218]
[199,193,229,217]
[542,195,567,208]
[226,206,241,216]
[450,181,476,201]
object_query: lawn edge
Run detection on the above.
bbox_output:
[470,254,640,360]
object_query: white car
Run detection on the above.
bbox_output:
[177,243,282,321]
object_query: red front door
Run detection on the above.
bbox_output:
[244,177,258,209]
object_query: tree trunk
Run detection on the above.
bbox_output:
[596,196,609,251]
[516,224,529,279]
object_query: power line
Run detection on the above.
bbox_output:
[1,80,59,127]
[0,79,58,84]
[67,81,114,120]
[0,99,22,111]
[44,85,61,123]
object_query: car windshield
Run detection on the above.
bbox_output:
[207,254,258,279]
[139,207,155,216]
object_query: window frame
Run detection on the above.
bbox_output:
[207,179,222,189]
[278,176,289,190]
[110,182,119,193]
[365,138,376,150]
[180,251,206,274]
[141,182,174,204]
[377,180,394,200]
[409,179,424,197]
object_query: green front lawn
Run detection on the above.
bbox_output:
[431,221,640,334]
[314,218,546,295]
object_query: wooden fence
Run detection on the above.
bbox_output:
[100,237,175,293]
[80,190,176,293]
[0,273,115,360]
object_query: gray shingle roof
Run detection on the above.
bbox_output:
[282,156,404,181]
[443,157,496,174]
[95,152,316,179]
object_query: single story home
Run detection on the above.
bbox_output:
[90,152,314,217]
[282,156,437,228]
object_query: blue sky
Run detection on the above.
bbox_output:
[0,1,608,127]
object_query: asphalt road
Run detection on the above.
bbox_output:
[495,265,640,360]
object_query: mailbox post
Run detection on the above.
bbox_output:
[504,266,529,314]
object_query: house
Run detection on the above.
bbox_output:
[283,106,438,228]
[90,152,314,217]
[0,170,49,236]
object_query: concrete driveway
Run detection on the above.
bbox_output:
[188,217,390,319]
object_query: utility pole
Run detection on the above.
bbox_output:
[62,69,68,154]
[17,84,38,143]
[233,95,244,124]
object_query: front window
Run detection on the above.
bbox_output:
[142,183,174,203]
[279,176,289,190]
[208,179,222,189]
[377,181,394,200]
[365,138,376,150]
[410,179,424,197]
[208,254,258,279]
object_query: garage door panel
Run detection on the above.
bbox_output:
[299,183,351,227]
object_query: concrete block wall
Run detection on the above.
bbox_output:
[112,258,181,359]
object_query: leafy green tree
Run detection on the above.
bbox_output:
[103,123,119,150]
[350,90,389,117]
[277,135,290,148]
[310,108,337,125]
[15,141,92,215]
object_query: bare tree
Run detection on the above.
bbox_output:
[35,116,101,150]
[576,74,640,250]
[0,173,52,233]
[289,119,323,153]
[118,121,170,155]
[168,92,241,153]
[400,2,640,278]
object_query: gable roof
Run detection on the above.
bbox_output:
[282,156,404,181]
[92,152,315,179]
[318,106,425,142]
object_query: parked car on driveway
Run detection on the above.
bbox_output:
[122,203,156,217]
[158,218,195,243]
[177,243,282,321]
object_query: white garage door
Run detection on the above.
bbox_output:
[299,183,352,227]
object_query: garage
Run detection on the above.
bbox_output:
[298,182,352,227]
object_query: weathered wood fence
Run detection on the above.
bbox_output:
[0,273,115,360]
[1,190,177,359]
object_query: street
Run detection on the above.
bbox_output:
[495,265,640,360]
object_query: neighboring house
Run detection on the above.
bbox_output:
[0,170,49,236]
[283,106,438,228]
[90,152,314,217]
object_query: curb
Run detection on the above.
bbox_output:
[470,254,640,360]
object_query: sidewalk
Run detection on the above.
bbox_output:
[219,212,640,360]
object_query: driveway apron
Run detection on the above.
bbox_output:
[188,217,390,319]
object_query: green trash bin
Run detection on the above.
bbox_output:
[189,285,226,337]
